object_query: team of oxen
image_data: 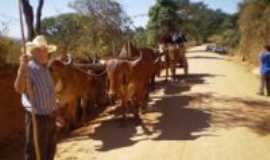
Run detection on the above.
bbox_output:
[48,41,188,131]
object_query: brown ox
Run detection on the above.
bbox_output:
[118,41,163,89]
[106,52,160,119]
[118,41,139,59]
[127,50,161,113]
[49,59,108,130]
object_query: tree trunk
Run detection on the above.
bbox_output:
[21,0,34,40]
[36,0,44,35]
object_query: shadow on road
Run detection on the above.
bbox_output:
[183,73,224,85]
[186,49,207,53]
[150,95,211,141]
[200,96,270,136]
[157,73,223,95]
[61,69,270,153]
[64,73,219,151]
[188,55,227,61]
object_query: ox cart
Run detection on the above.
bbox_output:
[175,45,188,76]
[161,44,189,81]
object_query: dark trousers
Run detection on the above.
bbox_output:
[25,111,57,160]
[266,75,270,96]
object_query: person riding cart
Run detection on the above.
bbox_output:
[172,31,188,75]
[158,31,189,79]
[172,31,187,49]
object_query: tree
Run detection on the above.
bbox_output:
[42,0,132,57]
[238,0,270,63]
[147,0,180,46]
[42,14,92,56]
[70,0,131,56]
[177,1,233,43]
[132,27,148,48]
[69,0,130,35]
[0,20,9,36]
[0,36,20,65]
[146,0,234,46]
[21,0,44,40]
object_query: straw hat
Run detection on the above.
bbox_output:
[25,35,57,56]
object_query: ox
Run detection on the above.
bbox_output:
[118,41,163,89]
[49,58,108,130]
[106,51,161,119]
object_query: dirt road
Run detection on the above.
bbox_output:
[2,46,270,160]
[53,46,270,160]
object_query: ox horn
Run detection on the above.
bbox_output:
[87,55,93,63]
[158,52,165,58]
[88,69,107,77]
[155,56,161,64]
[64,53,73,65]
[138,51,143,61]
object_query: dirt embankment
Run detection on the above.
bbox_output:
[0,66,24,143]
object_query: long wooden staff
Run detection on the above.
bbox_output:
[18,0,41,160]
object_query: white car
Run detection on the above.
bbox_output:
[206,44,227,54]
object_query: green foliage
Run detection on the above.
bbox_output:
[42,13,95,56]
[42,0,132,58]
[0,36,20,65]
[208,12,240,50]
[132,27,148,48]
[147,0,180,46]
[146,0,236,46]
[222,29,240,48]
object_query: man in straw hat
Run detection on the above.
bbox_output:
[14,35,58,160]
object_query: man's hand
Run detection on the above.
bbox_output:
[19,54,29,68]
[18,54,31,75]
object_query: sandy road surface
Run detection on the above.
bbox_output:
[2,46,270,160]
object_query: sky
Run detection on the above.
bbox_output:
[0,0,243,38]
